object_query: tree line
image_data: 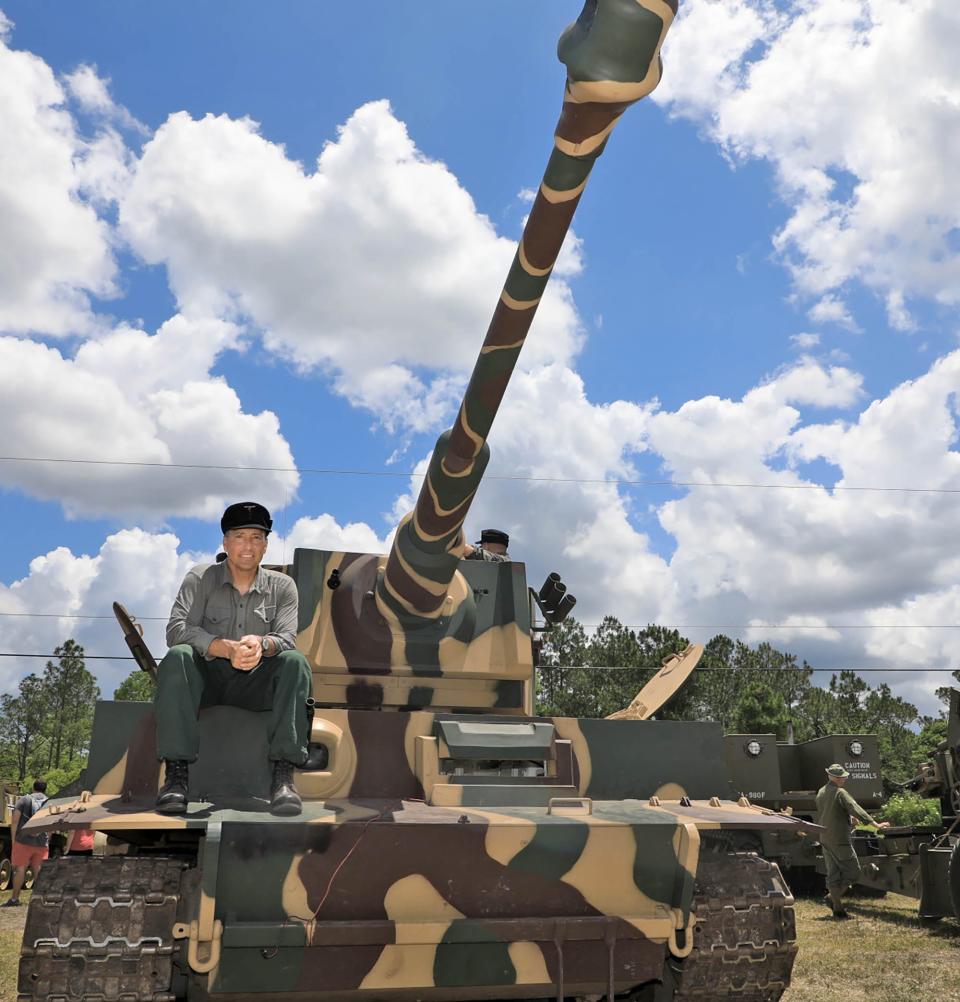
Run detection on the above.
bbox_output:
[0,639,154,795]
[1,624,956,794]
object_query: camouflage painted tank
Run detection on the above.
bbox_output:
[20,3,816,1000]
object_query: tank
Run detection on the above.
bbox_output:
[18,4,818,1000]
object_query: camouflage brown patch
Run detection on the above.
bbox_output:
[522,191,583,270]
[555,99,630,145]
[331,554,392,671]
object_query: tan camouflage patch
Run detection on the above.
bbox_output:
[359,875,464,990]
[561,822,674,923]
[508,941,552,985]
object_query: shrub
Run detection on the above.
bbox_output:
[878,791,942,827]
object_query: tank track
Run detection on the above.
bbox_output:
[18,855,188,1002]
[671,850,798,1002]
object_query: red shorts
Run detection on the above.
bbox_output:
[11,842,48,871]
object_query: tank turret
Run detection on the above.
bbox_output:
[294,0,675,712]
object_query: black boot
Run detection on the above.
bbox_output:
[270,760,302,816]
[156,760,189,814]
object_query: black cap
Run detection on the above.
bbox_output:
[221,501,273,535]
[479,528,509,547]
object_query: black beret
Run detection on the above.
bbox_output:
[221,501,273,535]
[479,528,509,547]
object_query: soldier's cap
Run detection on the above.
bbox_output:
[478,528,509,547]
[221,501,272,536]
[826,763,849,778]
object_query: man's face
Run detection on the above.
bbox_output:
[223,528,268,572]
[831,774,847,787]
[482,541,507,555]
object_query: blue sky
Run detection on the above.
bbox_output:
[1,1,959,715]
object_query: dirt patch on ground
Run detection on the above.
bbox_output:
[0,901,27,931]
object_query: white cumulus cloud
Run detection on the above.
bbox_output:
[0,29,121,335]
[657,0,960,326]
[119,101,585,432]
[0,315,299,519]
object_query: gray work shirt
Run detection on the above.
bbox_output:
[166,562,299,658]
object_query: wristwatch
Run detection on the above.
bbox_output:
[262,636,274,658]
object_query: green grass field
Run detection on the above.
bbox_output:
[783,893,959,1002]
[1,890,956,1001]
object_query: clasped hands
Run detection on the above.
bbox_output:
[225,635,264,671]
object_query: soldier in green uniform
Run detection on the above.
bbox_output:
[154,502,313,817]
[816,763,889,917]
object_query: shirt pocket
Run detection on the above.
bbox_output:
[203,595,233,628]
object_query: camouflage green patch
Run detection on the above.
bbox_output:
[434,920,517,988]
[406,685,435,708]
[503,254,551,302]
[507,818,590,881]
[631,822,686,903]
[558,0,664,84]
[542,147,597,190]
[494,680,525,709]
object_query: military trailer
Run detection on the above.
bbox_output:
[20,4,817,1000]
[844,688,960,921]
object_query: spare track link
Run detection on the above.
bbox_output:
[673,850,798,1002]
[18,855,188,1002]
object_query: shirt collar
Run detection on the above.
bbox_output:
[218,560,266,593]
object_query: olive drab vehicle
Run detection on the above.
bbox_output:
[723,728,884,893]
[20,4,817,1000]
[725,692,960,920]
[843,687,960,922]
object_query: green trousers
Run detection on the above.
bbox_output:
[822,840,862,889]
[155,644,312,765]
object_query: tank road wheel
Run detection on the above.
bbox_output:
[0,857,10,890]
[18,855,189,1002]
[23,865,34,889]
[671,851,798,1002]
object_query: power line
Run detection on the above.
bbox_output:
[2,611,960,630]
[0,652,955,673]
[0,653,138,661]
[545,665,957,673]
[1,453,959,495]
[0,612,163,621]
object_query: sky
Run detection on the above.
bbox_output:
[1,0,959,716]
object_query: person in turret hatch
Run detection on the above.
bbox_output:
[154,502,312,817]
[463,528,511,563]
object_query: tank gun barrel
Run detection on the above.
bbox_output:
[379,0,677,623]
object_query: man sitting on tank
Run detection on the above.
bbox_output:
[154,502,312,817]
[463,528,511,563]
